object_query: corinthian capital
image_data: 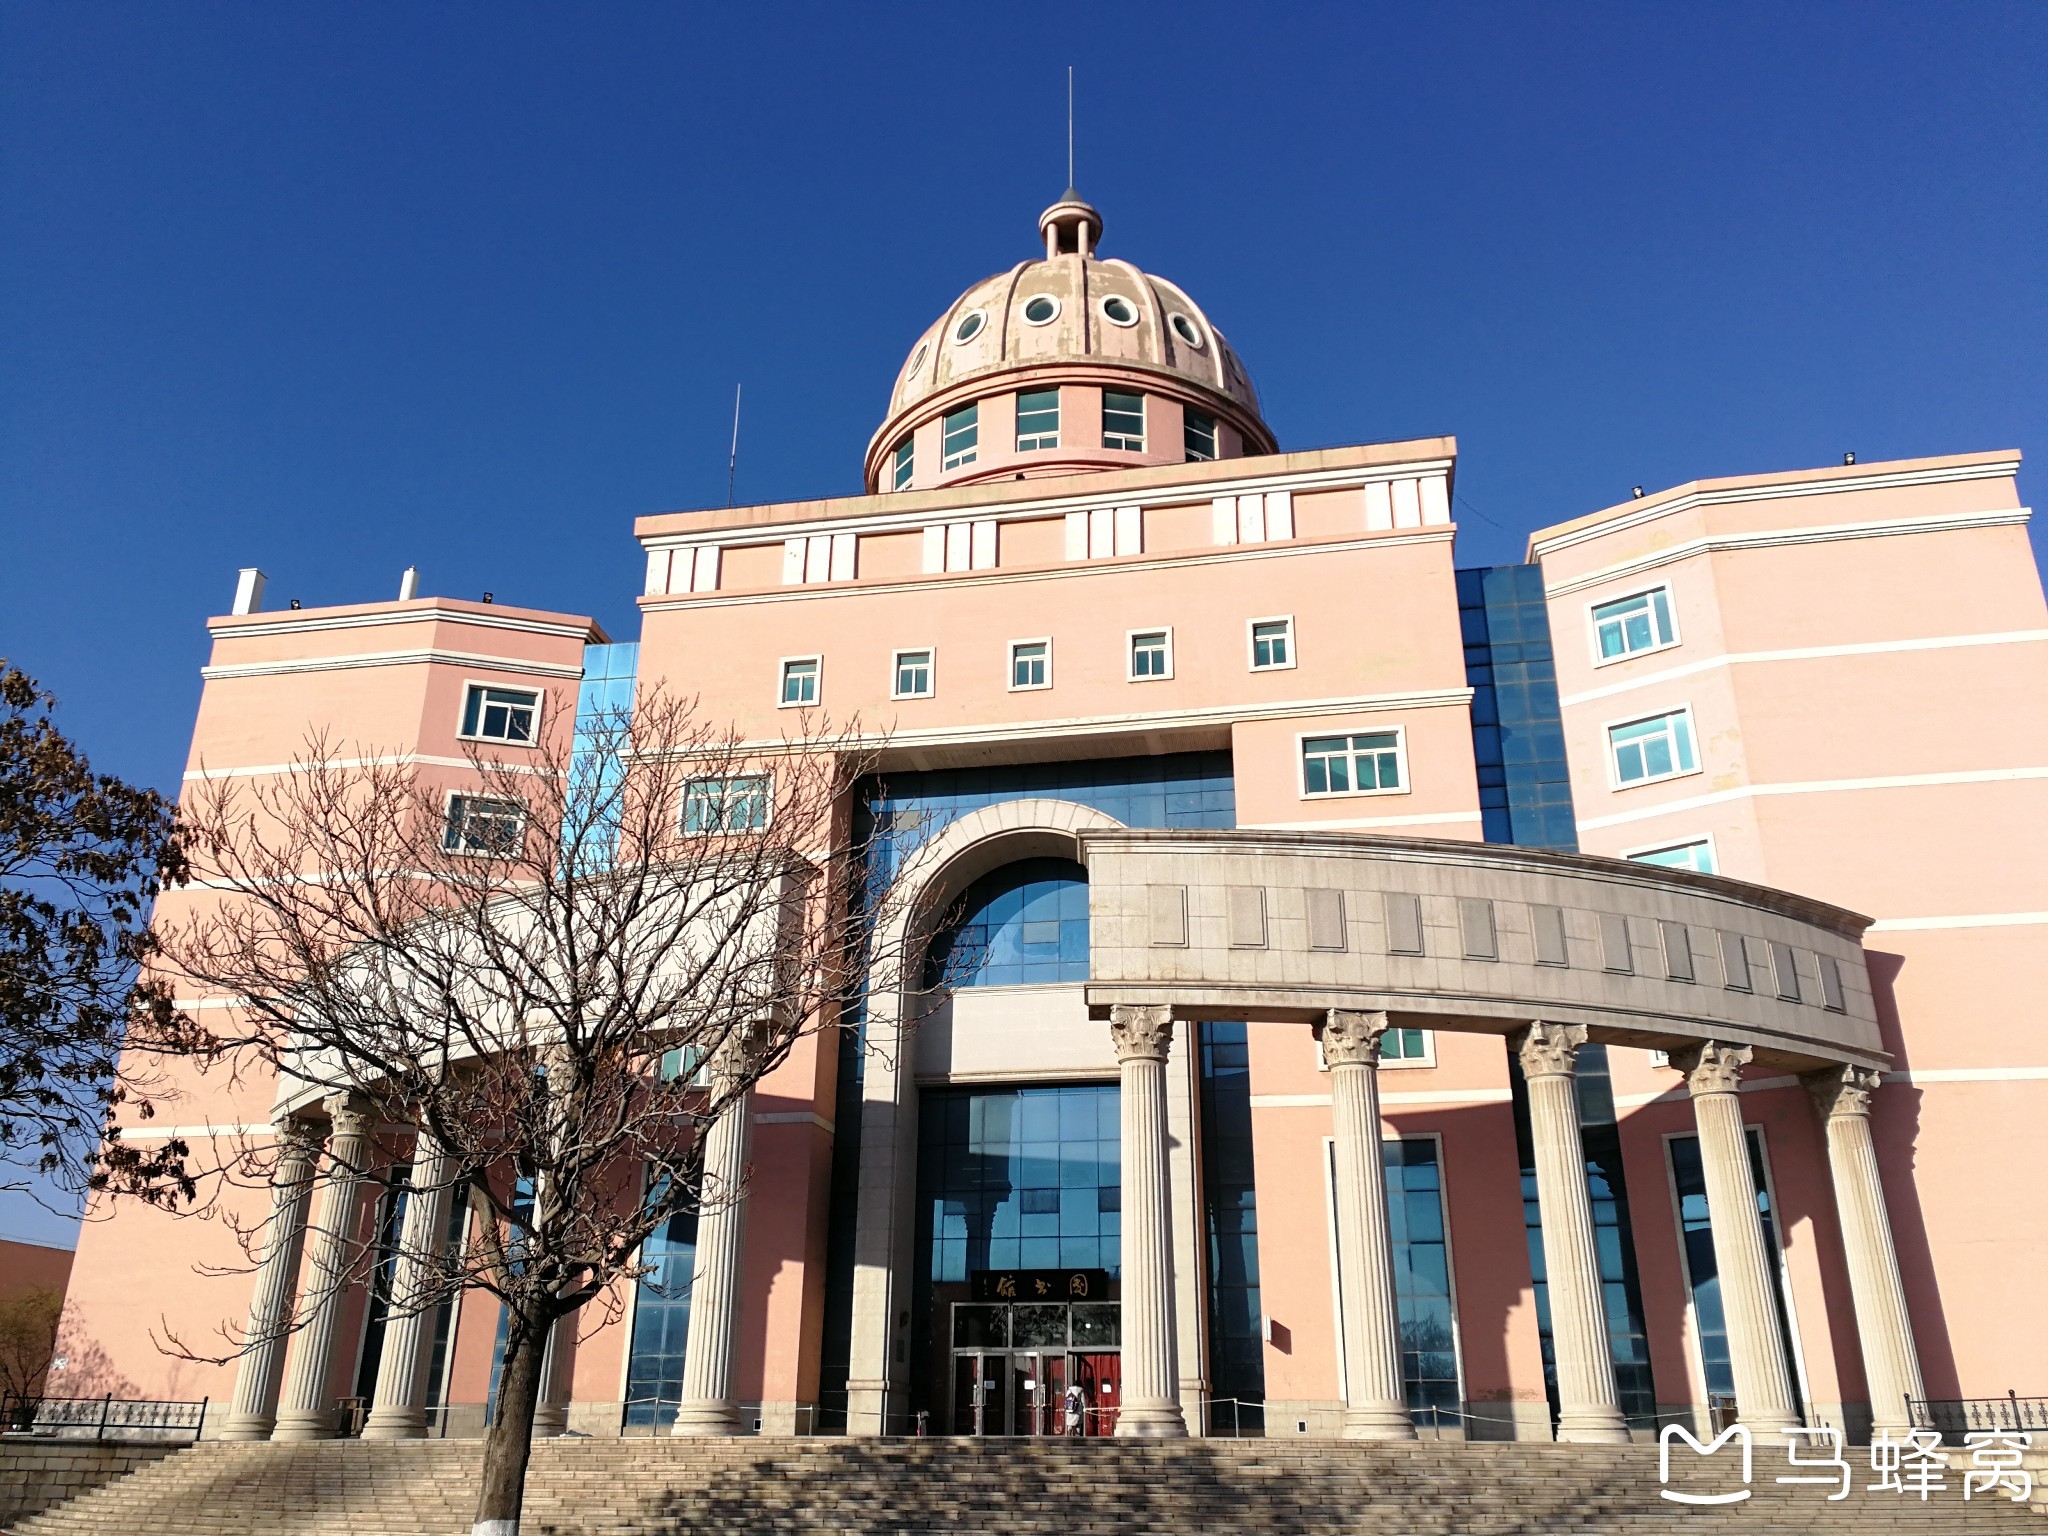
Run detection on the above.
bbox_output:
[1667,1040,1753,1096]
[1513,1021,1588,1080]
[322,1093,373,1143]
[1109,1004,1175,1064]
[1320,1009,1391,1069]
[1803,1063,1882,1121]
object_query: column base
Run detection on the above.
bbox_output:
[359,1407,428,1440]
[214,1415,275,1442]
[669,1399,741,1436]
[844,1381,897,1437]
[1342,1401,1418,1441]
[1112,1402,1188,1438]
[268,1412,338,1442]
[530,1403,569,1437]
[1555,1407,1633,1445]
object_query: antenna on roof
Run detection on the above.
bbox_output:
[726,382,742,508]
[1067,66,1075,189]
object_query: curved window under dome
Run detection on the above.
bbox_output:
[1100,295,1138,328]
[953,310,986,344]
[1022,295,1060,326]
[1170,313,1203,347]
[924,857,1088,989]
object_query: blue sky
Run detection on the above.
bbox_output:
[2,4,2042,1240]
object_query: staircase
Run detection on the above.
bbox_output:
[9,1436,2042,1534]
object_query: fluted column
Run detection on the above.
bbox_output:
[1672,1042,1800,1435]
[272,1096,373,1441]
[1515,1023,1631,1443]
[1805,1064,1924,1435]
[219,1120,322,1440]
[1323,1010,1416,1440]
[530,1310,578,1437]
[361,1132,456,1439]
[670,1075,756,1436]
[1111,1004,1185,1438]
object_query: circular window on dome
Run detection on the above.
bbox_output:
[907,342,928,375]
[1169,313,1203,347]
[1100,295,1138,328]
[1022,294,1060,326]
[953,310,986,344]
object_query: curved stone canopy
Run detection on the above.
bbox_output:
[1077,829,1885,1071]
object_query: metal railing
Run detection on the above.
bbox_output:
[1202,1397,1266,1438]
[0,1393,209,1442]
[1906,1391,2048,1441]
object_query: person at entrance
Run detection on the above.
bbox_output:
[1063,1382,1086,1437]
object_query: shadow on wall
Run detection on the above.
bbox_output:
[43,1311,139,1401]
[1862,946,1956,1399]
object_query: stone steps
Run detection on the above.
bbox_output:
[9,1437,2042,1535]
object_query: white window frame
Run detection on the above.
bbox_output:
[1014,388,1060,452]
[1587,582,1681,668]
[1007,638,1052,692]
[891,437,914,491]
[680,773,772,835]
[1101,390,1146,452]
[1603,705,1701,791]
[457,680,544,746]
[1247,615,1296,672]
[1297,725,1410,800]
[1317,1026,1434,1071]
[941,403,979,471]
[1621,834,1718,875]
[1183,407,1218,463]
[891,647,936,701]
[439,790,527,858]
[778,654,822,709]
[1126,626,1174,682]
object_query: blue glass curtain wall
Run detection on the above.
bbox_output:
[923,857,1090,989]
[1198,1023,1264,1420]
[1456,565,1576,851]
[621,1202,702,1430]
[1328,1137,1461,1421]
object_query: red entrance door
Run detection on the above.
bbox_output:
[1074,1352,1121,1437]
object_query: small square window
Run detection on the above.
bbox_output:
[1015,389,1060,452]
[442,794,525,856]
[893,648,934,699]
[1383,1028,1432,1065]
[682,775,769,834]
[1128,629,1172,680]
[1184,408,1217,462]
[660,1045,714,1088]
[780,657,820,707]
[1249,617,1294,671]
[1607,709,1697,787]
[460,684,541,744]
[891,437,914,490]
[942,404,978,471]
[1102,391,1145,452]
[1591,586,1678,663]
[1010,640,1050,691]
[1301,730,1405,796]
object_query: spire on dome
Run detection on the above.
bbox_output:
[1038,191,1101,259]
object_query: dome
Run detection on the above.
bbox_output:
[864,193,1275,493]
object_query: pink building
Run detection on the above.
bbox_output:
[56,193,2046,1447]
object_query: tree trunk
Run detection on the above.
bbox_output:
[473,1313,549,1536]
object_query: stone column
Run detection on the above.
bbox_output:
[219,1120,322,1441]
[1514,1022,1631,1444]
[1110,1004,1185,1437]
[671,1077,757,1436]
[530,1311,578,1437]
[1804,1064,1924,1435]
[361,1132,457,1440]
[272,1096,373,1441]
[1671,1042,1801,1435]
[1322,1010,1417,1440]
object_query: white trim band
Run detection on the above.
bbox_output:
[203,649,586,682]
[1866,912,2048,932]
[209,604,600,641]
[1576,765,2048,832]
[1559,629,2048,707]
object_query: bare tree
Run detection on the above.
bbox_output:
[151,690,921,1535]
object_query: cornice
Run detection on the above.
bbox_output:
[207,602,605,643]
[201,648,587,682]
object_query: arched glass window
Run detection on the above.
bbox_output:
[925,857,1088,989]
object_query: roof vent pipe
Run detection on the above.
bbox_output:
[231,567,267,616]
[398,566,420,601]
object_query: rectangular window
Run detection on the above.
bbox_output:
[442,794,525,856]
[1382,1027,1432,1064]
[1592,586,1677,662]
[1249,617,1293,670]
[1184,408,1217,462]
[1302,730,1405,796]
[1015,389,1060,451]
[892,648,934,699]
[891,437,914,490]
[1627,837,1715,874]
[1330,1137,1462,1422]
[681,774,768,834]
[779,656,820,707]
[942,404,978,471]
[460,684,541,744]
[1102,390,1145,451]
[1009,639,1050,690]
[1128,628,1172,680]
[1607,709,1697,787]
